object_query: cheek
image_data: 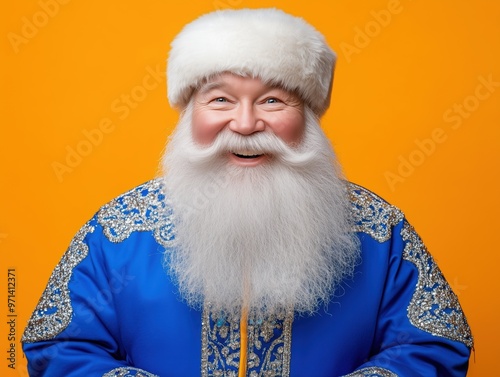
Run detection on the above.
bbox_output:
[191,110,225,145]
[272,112,306,145]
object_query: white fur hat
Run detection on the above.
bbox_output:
[167,8,336,116]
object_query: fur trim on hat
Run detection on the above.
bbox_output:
[167,8,336,116]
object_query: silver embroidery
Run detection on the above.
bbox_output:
[97,179,175,247]
[401,221,473,348]
[341,366,398,376]
[22,222,95,343]
[102,367,159,377]
[201,307,293,377]
[348,183,404,243]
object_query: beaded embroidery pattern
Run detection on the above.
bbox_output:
[348,183,404,243]
[349,182,472,349]
[102,367,159,377]
[97,179,175,247]
[201,307,293,377]
[341,366,398,377]
[401,221,473,348]
[22,222,95,343]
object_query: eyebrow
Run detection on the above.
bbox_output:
[197,80,226,95]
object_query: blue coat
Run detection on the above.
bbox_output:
[22,179,473,376]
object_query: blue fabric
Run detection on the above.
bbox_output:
[22,180,472,377]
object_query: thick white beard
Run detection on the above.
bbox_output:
[162,103,360,318]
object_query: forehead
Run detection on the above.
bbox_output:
[196,72,291,95]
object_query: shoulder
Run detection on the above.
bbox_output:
[87,178,175,247]
[346,181,405,243]
[22,179,173,344]
[346,182,474,349]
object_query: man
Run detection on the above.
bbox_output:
[22,8,473,377]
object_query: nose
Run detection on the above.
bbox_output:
[228,103,265,135]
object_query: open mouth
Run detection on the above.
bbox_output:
[232,151,263,159]
[229,151,267,166]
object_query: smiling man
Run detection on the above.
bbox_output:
[22,8,473,377]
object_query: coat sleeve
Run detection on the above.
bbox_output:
[343,219,473,377]
[21,217,159,377]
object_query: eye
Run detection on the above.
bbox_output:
[265,97,280,104]
[213,97,227,103]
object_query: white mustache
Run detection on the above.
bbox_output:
[185,130,318,168]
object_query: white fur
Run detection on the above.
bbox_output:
[167,8,336,116]
[162,105,360,318]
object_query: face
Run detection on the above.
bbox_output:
[191,73,305,167]
[164,84,359,316]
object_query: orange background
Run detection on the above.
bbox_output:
[1,1,499,375]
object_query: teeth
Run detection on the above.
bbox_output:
[233,151,260,157]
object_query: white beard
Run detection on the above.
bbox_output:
[162,103,360,318]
